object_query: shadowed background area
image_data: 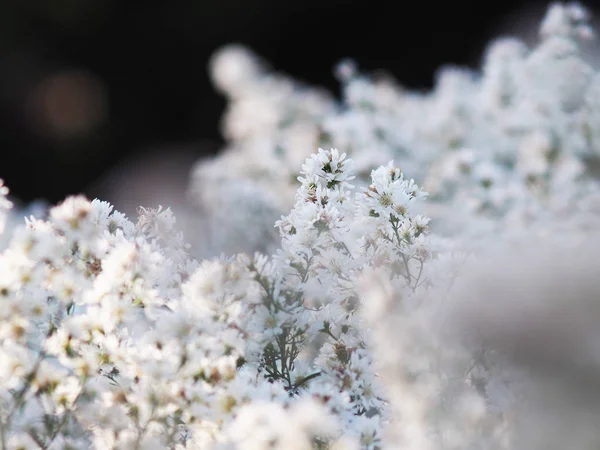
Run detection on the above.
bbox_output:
[0,0,579,212]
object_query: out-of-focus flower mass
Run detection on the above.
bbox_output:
[3,3,600,449]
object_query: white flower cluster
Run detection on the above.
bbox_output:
[2,147,483,449]
[4,2,600,449]
[191,2,600,254]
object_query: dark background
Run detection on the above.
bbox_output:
[0,0,569,207]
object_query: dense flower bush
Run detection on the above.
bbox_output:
[3,3,600,449]
[191,1,600,253]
